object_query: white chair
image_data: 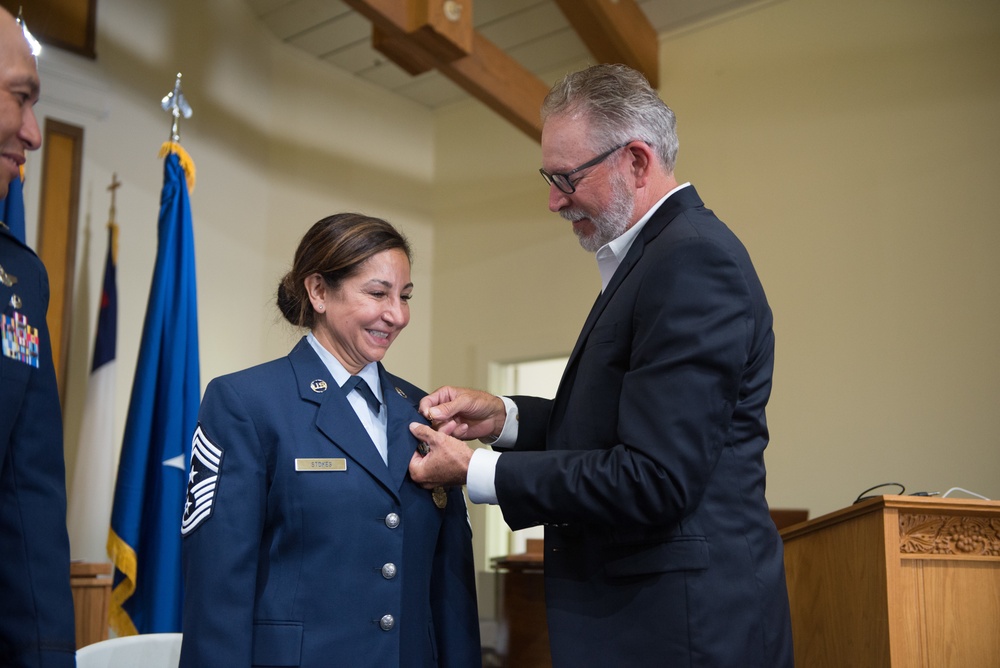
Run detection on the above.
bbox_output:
[76,633,182,668]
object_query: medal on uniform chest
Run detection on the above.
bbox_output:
[416,440,447,508]
[2,265,40,368]
[2,311,40,367]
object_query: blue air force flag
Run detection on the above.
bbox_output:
[108,145,200,635]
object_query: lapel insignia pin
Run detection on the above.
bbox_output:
[310,379,328,393]
[395,386,407,399]
[10,294,21,309]
[0,264,17,287]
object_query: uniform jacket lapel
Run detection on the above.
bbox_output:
[379,363,427,494]
[287,339,397,496]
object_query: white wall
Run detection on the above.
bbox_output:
[427,0,1000,530]
[662,0,1000,514]
[26,0,438,488]
[27,0,1000,588]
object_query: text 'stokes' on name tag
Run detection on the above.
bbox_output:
[295,458,347,472]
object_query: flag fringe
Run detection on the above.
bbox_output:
[158,141,196,192]
[107,528,140,637]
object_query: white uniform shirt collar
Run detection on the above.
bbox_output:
[596,182,692,292]
[306,332,388,464]
[306,332,382,398]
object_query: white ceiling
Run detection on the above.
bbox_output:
[244,0,763,108]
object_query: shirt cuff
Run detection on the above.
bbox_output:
[480,396,518,448]
[467,448,500,505]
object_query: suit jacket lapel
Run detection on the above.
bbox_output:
[288,339,397,495]
[549,186,706,433]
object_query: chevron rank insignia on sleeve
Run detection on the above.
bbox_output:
[181,425,224,536]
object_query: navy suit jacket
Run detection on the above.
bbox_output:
[496,186,794,667]
[0,228,76,667]
[180,339,480,667]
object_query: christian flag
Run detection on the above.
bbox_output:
[67,220,119,563]
[108,144,200,635]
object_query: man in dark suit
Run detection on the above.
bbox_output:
[409,64,794,667]
[0,7,77,667]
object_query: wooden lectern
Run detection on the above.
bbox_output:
[492,538,550,668]
[69,561,112,648]
[780,495,1000,667]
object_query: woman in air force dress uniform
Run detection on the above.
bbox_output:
[180,213,481,668]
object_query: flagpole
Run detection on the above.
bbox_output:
[108,74,200,635]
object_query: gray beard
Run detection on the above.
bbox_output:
[563,172,635,253]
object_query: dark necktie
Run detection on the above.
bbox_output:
[342,376,381,415]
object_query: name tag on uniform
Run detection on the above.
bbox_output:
[295,458,347,472]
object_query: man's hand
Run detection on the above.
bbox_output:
[409,422,475,488]
[419,386,506,441]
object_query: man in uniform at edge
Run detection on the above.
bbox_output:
[408,63,794,667]
[0,8,77,667]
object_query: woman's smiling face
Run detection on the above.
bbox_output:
[308,248,412,374]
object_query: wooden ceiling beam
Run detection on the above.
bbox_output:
[347,0,548,141]
[345,0,661,142]
[551,0,659,87]
[421,0,473,60]
[345,0,473,64]
[438,32,549,142]
[373,28,435,76]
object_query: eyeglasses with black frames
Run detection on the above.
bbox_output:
[539,142,630,195]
